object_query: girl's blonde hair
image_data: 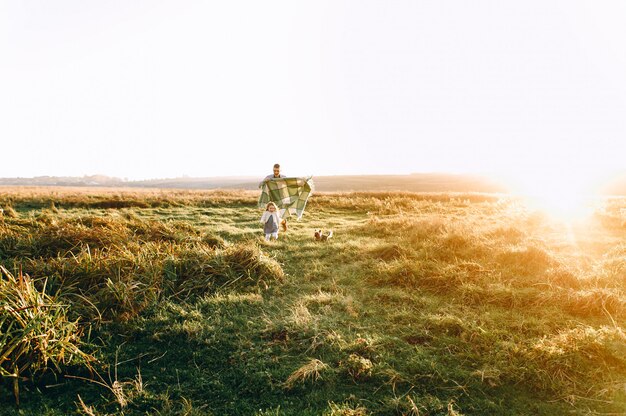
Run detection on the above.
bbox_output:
[265,202,278,211]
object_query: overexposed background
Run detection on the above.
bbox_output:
[1,1,624,194]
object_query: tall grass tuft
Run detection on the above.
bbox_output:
[284,358,329,389]
[0,266,94,404]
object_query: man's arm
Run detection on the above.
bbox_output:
[258,175,271,188]
[259,174,287,188]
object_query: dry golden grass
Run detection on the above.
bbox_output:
[284,358,330,389]
[0,266,95,404]
[0,187,624,415]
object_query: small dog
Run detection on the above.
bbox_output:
[314,229,333,241]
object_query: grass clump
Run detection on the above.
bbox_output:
[562,288,625,318]
[174,243,284,296]
[340,354,373,381]
[1,206,18,218]
[201,232,226,248]
[0,266,94,404]
[519,325,626,402]
[284,358,330,389]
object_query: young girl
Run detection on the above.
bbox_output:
[260,202,282,241]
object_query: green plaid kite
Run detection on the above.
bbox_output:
[258,177,314,219]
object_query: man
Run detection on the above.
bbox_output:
[259,163,285,187]
[259,163,288,231]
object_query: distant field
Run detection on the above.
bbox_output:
[0,173,518,193]
[2,172,625,195]
[0,188,625,415]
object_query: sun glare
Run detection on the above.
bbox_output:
[525,185,595,221]
[505,170,602,221]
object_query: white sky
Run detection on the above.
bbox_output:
[1,1,625,185]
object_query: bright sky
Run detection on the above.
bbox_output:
[1,1,625,185]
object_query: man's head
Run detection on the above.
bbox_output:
[273,163,280,177]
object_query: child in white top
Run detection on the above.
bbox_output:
[260,202,281,241]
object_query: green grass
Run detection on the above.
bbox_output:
[0,189,625,415]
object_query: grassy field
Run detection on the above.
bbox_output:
[0,187,625,415]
